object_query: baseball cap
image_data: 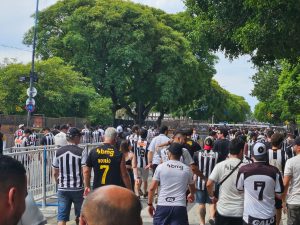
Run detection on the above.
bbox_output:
[116,125,123,133]
[67,127,81,138]
[295,137,300,146]
[252,142,267,161]
[168,143,183,156]
[19,124,25,128]
[204,136,214,150]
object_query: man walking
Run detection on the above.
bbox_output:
[236,142,284,225]
[282,137,300,225]
[207,138,245,225]
[83,127,131,194]
[52,128,85,225]
[148,143,195,225]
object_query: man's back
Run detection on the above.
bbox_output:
[213,139,230,162]
[52,145,84,190]
[85,143,123,189]
[237,162,283,222]
[154,160,193,206]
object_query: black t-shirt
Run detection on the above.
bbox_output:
[185,138,201,157]
[213,138,230,163]
[86,143,123,189]
[0,132,3,154]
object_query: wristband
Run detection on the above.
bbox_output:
[209,196,215,200]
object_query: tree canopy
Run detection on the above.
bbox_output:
[0,57,96,117]
[24,0,216,125]
[185,0,300,65]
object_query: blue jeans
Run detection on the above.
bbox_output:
[57,189,84,222]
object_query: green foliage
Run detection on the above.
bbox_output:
[252,60,300,123]
[24,0,214,124]
[185,0,300,65]
[174,79,251,123]
[0,57,97,117]
[88,97,113,125]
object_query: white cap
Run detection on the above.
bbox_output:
[116,125,123,133]
[252,142,267,161]
[19,124,24,128]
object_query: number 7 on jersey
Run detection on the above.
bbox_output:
[100,165,110,184]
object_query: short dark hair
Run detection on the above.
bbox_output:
[132,125,139,133]
[24,129,32,135]
[266,130,274,138]
[229,138,245,155]
[0,155,26,193]
[219,127,228,137]
[271,133,284,148]
[120,140,130,153]
[42,127,50,132]
[173,129,186,137]
[140,129,148,139]
[209,130,217,136]
[60,124,69,130]
[184,128,193,136]
[159,125,168,134]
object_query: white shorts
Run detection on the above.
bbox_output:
[137,168,149,181]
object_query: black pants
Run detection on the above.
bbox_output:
[215,211,243,225]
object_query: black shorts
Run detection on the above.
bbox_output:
[275,197,282,209]
[153,205,188,225]
[152,164,158,176]
[216,211,243,225]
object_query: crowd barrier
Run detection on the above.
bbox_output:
[4,143,100,207]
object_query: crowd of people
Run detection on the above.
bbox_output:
[0,123,299,225]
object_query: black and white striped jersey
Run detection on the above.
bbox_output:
[29,133,38,146]
[92,130,101,143]
[194,150,218,190]
[267,149,287,175]
[52,145,84,190]
[81,128,91,143]
[135,140,148,168]
[40,133,55,146]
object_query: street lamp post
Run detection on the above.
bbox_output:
[26,0,39,127]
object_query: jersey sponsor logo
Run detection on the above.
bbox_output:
[165,197,176,202]
[167,163,183,170]
[96,148,115,157]
[249,215,275,225]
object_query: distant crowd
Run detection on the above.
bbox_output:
[0,123,299,225]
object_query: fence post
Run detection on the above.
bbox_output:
[42,145,47,208]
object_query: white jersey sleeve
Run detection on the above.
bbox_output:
[236,171,245,191]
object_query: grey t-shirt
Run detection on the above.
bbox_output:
[209,158,244,217]
[284,154,300,205]
[153,160,193,207]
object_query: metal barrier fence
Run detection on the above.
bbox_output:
[4,143,100,206]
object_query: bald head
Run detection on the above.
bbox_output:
[80,185,142,225]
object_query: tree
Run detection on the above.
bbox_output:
[24,0,213,125]
[0,57,97,117]
[185,0,300,65]
[252,60,300,123]
[173,79,251,123]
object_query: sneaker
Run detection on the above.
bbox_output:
[139,189,143,196]
[208,219,215,225]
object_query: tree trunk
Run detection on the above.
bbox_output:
[156,110,165,127]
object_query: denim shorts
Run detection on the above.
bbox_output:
[196,190,212,204]
[57,189,84,222]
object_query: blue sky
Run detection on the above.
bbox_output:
[0,0,258,110]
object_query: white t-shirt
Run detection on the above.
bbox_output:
[148,134,169,165]
[153,160,193,207]
[209,158,244,217]
[236,162,283,223]
[284,154,300,205]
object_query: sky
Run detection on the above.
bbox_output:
[0,0,258,110]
